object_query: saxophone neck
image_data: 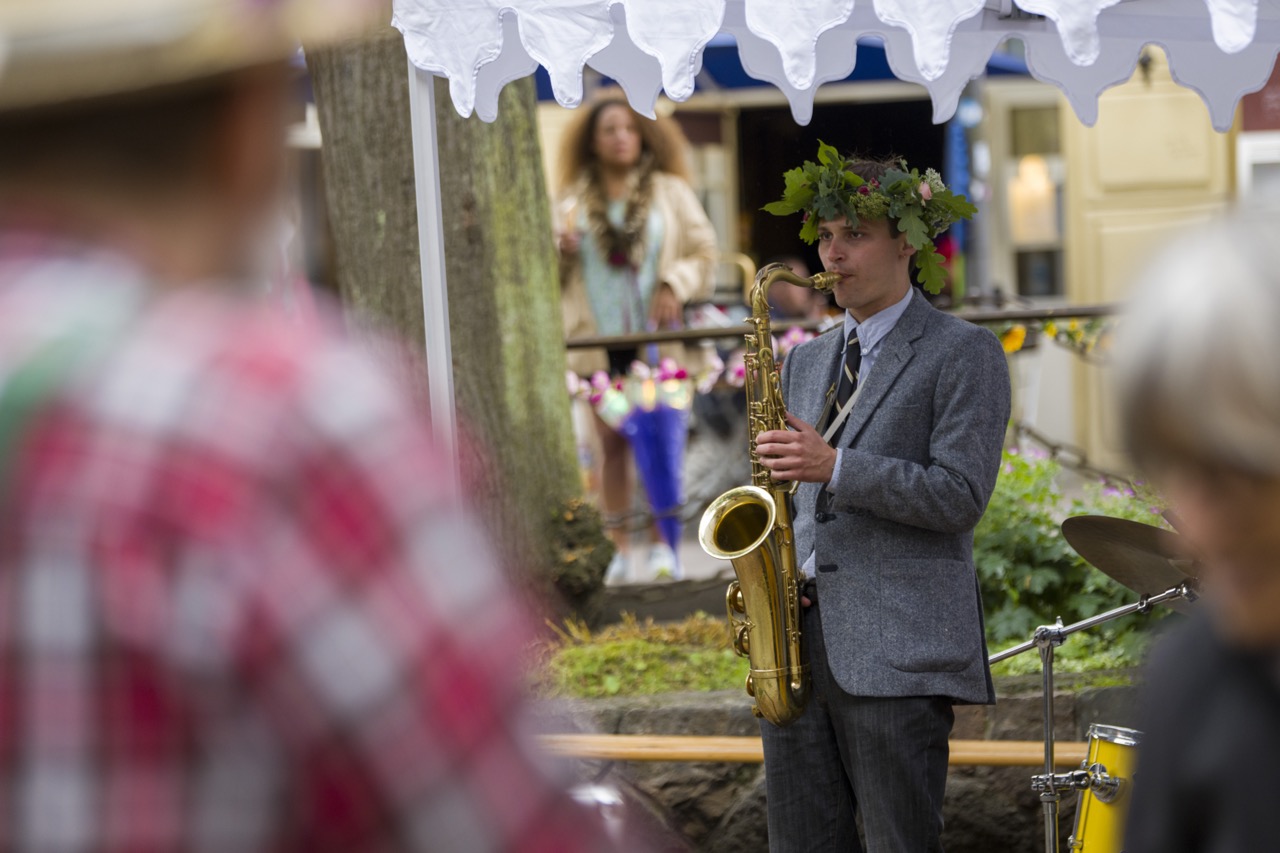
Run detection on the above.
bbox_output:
[751,263,842,315]
[748,278,772,327]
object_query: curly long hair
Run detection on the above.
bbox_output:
[554,94,692,193]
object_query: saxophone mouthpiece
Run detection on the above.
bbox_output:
[810,271,842,293]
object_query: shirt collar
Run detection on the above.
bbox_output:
[843,286,914,354]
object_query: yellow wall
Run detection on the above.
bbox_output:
[1061,48,1236,471]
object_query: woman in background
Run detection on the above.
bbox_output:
[556,95,717,581]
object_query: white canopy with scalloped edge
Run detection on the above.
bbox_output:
[394,0,1278,132]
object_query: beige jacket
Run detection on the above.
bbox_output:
[559,171,718,376]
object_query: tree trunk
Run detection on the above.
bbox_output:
[306,28,428,401]
[307,29,610,615]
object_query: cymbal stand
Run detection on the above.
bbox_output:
[987,582,1197,853]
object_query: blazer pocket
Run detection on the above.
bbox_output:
[880,402,929,418]
[880,559,980,674]
[874,403,928,426]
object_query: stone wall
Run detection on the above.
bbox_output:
[542,675,1140,851]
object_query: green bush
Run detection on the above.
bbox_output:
[978,449,1169,673]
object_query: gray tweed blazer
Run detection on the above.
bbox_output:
[780,288,1010,704]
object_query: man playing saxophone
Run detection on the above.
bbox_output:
[752,145,1010,852]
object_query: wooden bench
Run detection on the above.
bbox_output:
[540,734,1088,768]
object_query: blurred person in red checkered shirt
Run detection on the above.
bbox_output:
[0,2,627,850]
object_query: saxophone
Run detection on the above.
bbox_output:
[698,263,840,727]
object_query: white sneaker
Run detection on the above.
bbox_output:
[646,542,679,581]
[604,551,629,585]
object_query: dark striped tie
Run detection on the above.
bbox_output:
[827,332,860,442]
[836,332,861,412]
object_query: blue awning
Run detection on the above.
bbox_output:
[537,34,1028,104]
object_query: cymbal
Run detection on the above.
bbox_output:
[1061,515,1197,613]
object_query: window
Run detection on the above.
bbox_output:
[1007,106,1064,297]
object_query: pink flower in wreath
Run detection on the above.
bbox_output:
[919,181,933,201]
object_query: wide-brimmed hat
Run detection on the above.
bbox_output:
[0,0,382,111]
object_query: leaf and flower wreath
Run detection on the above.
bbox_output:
[763,141,977,295]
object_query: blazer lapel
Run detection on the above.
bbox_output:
[795,327,843,429]
[839,289,931,447]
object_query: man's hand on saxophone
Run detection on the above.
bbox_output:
[755,412,837,485]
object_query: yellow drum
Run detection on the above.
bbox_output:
[1069,724,1142,852]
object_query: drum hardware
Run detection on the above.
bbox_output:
[1082,764,1120,804]
[989,512,1199,853]
[1031,764,1121,803]
[987,582,1198,666]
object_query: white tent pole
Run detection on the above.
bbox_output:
[406,60,461,497]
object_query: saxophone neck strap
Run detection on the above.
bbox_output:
[820,383,862,445]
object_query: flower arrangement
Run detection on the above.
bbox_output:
[566,358,696,428]
[996,317,1114,363]
[564,333,816,402]
[1000,324,1027,354]
[762,141,977,295]
[723,352,747,388]
[566,358,700,560]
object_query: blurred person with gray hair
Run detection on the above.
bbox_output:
[0,2,619,850]
[1117,208,1280,853]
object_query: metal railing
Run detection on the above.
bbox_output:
[564,303,1118,351]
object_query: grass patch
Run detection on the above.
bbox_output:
[532,612,749,698]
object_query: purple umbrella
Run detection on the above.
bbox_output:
[618,375,692,575]
[586,362,695,578]
[620,401,688,558]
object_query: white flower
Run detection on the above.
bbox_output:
[924,167,946,195]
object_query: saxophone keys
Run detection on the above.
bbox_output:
[726,582,746,615]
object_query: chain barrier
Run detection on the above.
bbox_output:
[601,506,686,533]
[1012,422,1135,490]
